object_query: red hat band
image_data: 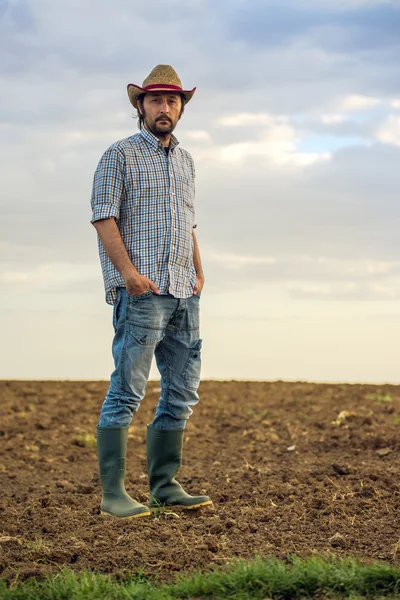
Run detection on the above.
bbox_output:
[142,84,184,92]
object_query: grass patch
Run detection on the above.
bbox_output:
[2,555,400,599]
[24,536,52,555]
[366,393,393,403]
[149,497,181,520]
[73,433,97,448]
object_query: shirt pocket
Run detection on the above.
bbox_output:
[175,174,195,207]
[129,165,157,199]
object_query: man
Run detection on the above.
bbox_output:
[91,65,212,519]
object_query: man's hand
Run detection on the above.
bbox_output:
[193,274,205,295]
[125,272,160,296]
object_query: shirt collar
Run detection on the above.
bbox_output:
[140,126,179,152]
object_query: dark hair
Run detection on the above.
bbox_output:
[136,93,185,130]
[136,93,145,130]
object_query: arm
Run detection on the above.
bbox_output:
[192,229,205,295]
[93,218,160,295]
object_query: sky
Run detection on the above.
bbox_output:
[1,0,400,383]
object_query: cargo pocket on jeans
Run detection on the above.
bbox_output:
[183,339,202,390]
[127,326,164,346]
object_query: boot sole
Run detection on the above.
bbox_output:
[173,500,213,510]
[151,500,213,510]
[100,510,151,519]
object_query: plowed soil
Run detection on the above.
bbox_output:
[1,380,400,584]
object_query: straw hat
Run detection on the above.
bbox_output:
[127,65,196,109]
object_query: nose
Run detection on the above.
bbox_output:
[159,100,170,113]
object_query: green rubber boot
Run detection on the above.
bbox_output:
[146,425,212,509]
[96,426,150,518]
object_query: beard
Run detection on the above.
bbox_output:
[153,117,174,134]
[144,113,176,137]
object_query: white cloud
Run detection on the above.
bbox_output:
[335,95,381,113]
[288,282,400,301]
[205,252,277,269]
[287,283,334,297]
[0,272,30,283]
[217,113,282,127]
[185,130,211,142]
[376,115,400,146]
[0,263,100,292]
[65,128,130,144]
[204,253,400,284]
[304,0,397,10]
[215,139,330,167]
[373,284,399,298]
[202,113,331,167]
[320,113,347,124]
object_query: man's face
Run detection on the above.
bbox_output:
[139,92,183,137]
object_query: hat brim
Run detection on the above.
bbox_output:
[127,83,196,109]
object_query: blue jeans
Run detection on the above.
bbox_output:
[98,288,202,430]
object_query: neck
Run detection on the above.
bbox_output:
[144,125,171,147]
[158,134,171,148]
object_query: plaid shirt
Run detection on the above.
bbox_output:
[91,128,197,305]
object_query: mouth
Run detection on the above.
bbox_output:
[157,118,171,124]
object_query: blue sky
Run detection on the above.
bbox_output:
[1,0,400,382]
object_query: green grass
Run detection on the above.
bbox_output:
[2,555,400,599]
[366,393,393,403]
[149,496,181,519]
[73,433,97,448]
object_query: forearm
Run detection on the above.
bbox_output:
[93,218,138,280]
[192,230,204,277]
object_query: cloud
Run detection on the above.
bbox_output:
[212,138,331,167]
[288,282,400,301]
[206,252,277,269]
[376,114,400,146]
[334,94,381,112]
[210,112,331,166]
[206,253,400,278]
[185,130,211,142]
[203,252,400,286]
[225,1,400,58]
[198,251,400,303]
[304,0,399,8]
[320,113,348,124]
[192,141,400,272]
[0,262,100,293]
[217,113,283,127]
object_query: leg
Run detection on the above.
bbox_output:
[147,294,212,508]
[152,294,202,430]
[96,288,169,518]
[99,289,164,427]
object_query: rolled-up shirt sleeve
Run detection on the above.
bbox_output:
[90,145,125,224]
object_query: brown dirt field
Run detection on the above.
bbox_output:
[1,379,400,584]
